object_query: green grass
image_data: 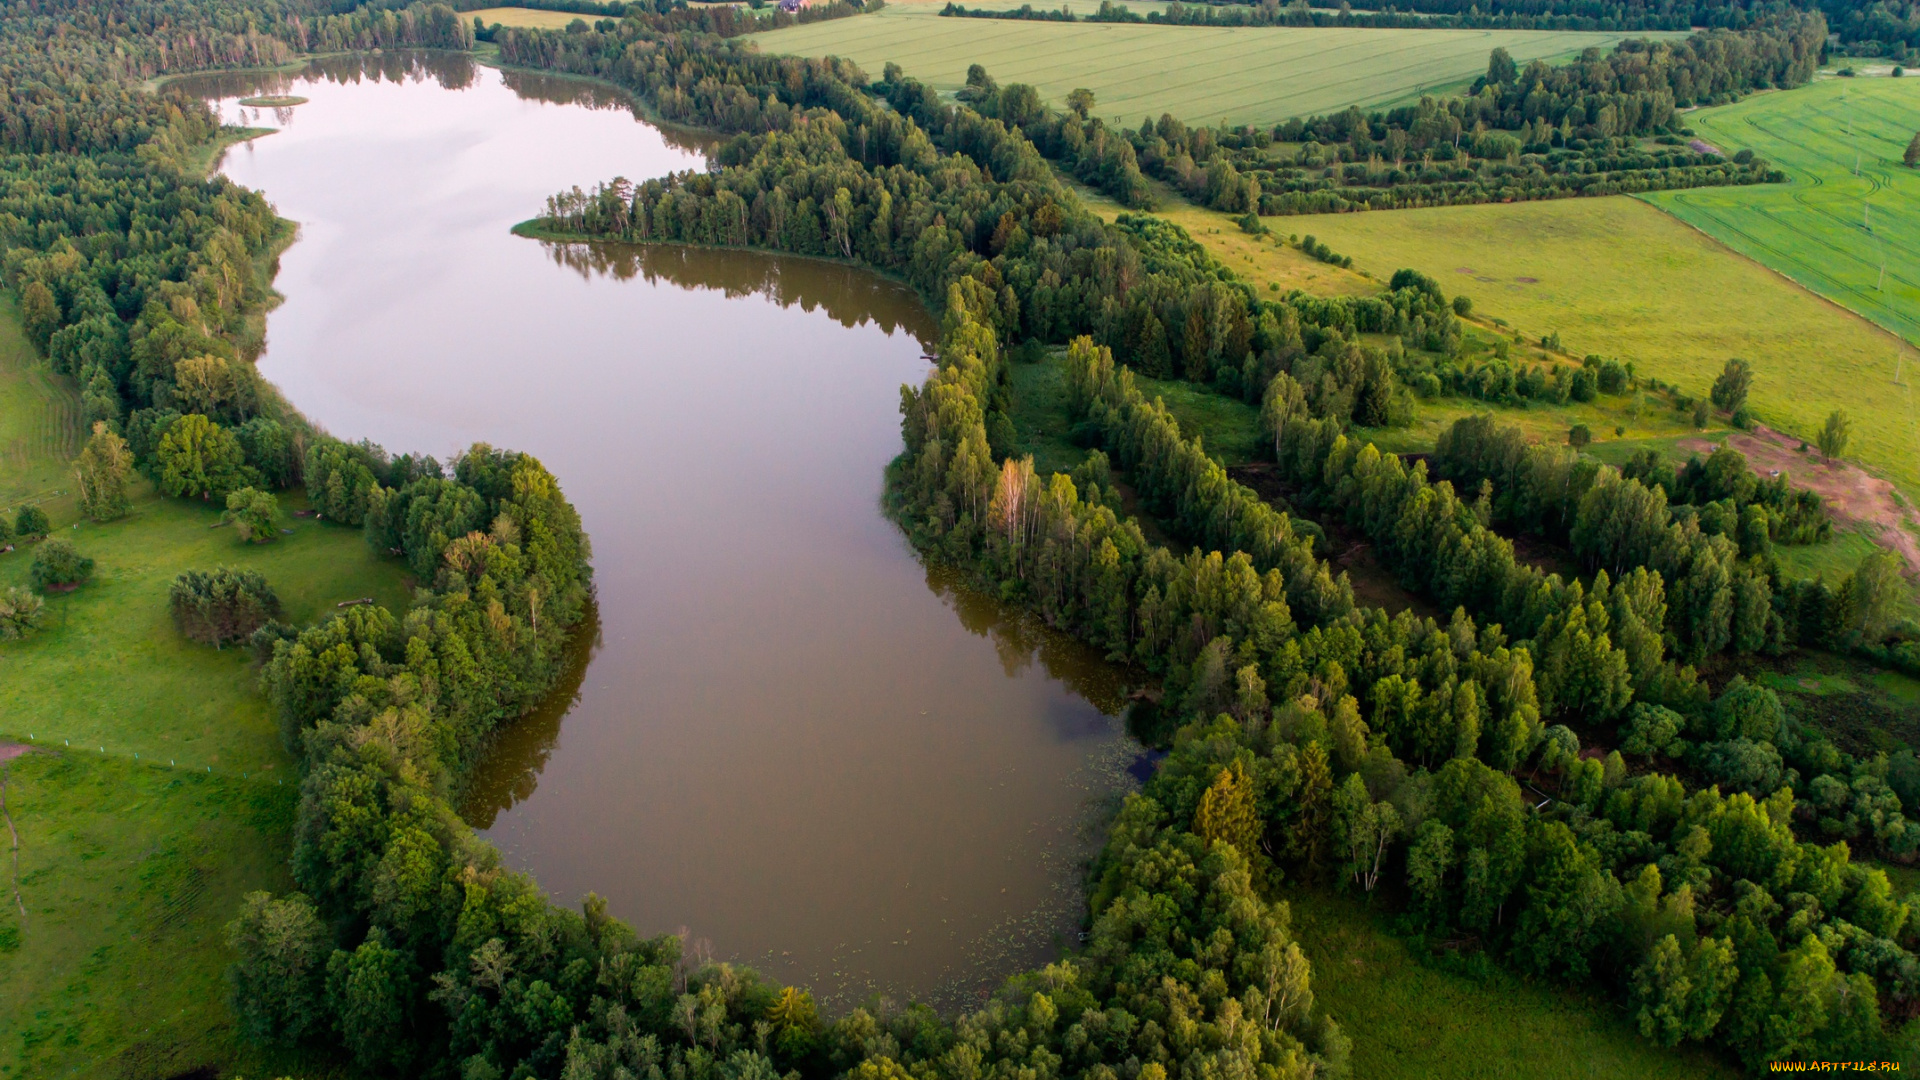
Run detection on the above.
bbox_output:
[1643,77,1920,349]
[1284,888,1739,1079]
[1273,195,1920,496]
[0,295,82,519]
[747,1,1666,126]
[0,753,297,1080]
[1007,349,1264,477]
[0,300,409,1077]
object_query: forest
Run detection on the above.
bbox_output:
[523,7,1919,1068]
[1,0,1915,1074]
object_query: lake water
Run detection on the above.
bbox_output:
[183,53,1137,1008]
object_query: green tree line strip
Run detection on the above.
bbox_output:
[941,18,1819,214]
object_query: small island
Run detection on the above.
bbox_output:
[237,94,307,106]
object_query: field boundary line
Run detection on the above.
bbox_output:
[3,763,22,921]
[1638,193,1920,357]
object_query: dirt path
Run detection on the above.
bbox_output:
[1678,425,1920,576]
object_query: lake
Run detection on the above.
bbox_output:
[183,52,1138,1009]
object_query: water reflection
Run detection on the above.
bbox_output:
[463,601,603,831]
[196,51,1138,1012]
[544,240,934,343]
[169,48,480,102]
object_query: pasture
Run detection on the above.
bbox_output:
[1270,196,1920,495]
[469,5,595,29]
[1644,76,1920,348]
[747,2,1662,126]
[0,304,409,1076]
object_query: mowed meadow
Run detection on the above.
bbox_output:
[1645,76,1920,347]
[0,298,411,1076]
[1274,195,1920,494]
[746,0,1663,125]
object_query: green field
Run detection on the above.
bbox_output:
[1286,889,1739,1079]
[1273,195,1920,495]
[1645,77,1920,349]
[747,1,1665,126]
[0,302,408,1076]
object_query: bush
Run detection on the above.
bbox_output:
[223,488,284,543]
[1452,295,1472,316]
[1568,424,1592,448]
[14,505,49,539]
[29,539,94,590]
[170,568,283,647]
[0,586,45,640]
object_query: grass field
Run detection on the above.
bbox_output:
[1268,196,1920,495]
[469,5,597,29]
[0,301,408,1076]
[1285,888,1739,1079]
[0,754,298,1080]
[1644,77,1920,349]
[747,0,1665,126]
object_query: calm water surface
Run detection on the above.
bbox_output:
[187,54,1138,1007]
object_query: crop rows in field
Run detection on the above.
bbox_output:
[748,7,1659,125]
[1645,77,1920,348]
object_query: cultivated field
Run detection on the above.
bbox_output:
[747,1,1664,125]
[1645,77,1920,348]
[1274,196,1920,495]
[469,5,594,29]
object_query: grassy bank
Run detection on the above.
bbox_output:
[746,0,1664,126]
[0,292,407,1076]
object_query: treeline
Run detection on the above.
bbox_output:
[1118,19,1820,216]
[896,289,1913,1066]
[480,0,877,43]
[941,0,1713,30]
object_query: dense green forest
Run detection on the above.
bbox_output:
[4,0,1917,1074]
[522,7,1919,1068]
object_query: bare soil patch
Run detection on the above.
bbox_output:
[1678,425,1920,576]
[0,743,28,763]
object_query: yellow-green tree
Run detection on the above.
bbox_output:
[1194,759,1260,855]
[74,420,133,522]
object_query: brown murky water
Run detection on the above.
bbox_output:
[184,54,1139,1008]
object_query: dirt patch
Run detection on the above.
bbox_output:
[0,743,28,763]
[1677,425,1920,576]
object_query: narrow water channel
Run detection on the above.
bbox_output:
[182,53,1138,1008]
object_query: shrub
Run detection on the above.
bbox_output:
[30,539,94,590]
[1452,295,1472,316]
[14,505,49,539]
[0,586,45,640]
[1568,424,1592,448]
[223,488,284,543]
[170,568,282,647]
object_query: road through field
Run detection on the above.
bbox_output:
[1645,77,1920,349]
[748,1,1664,125]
